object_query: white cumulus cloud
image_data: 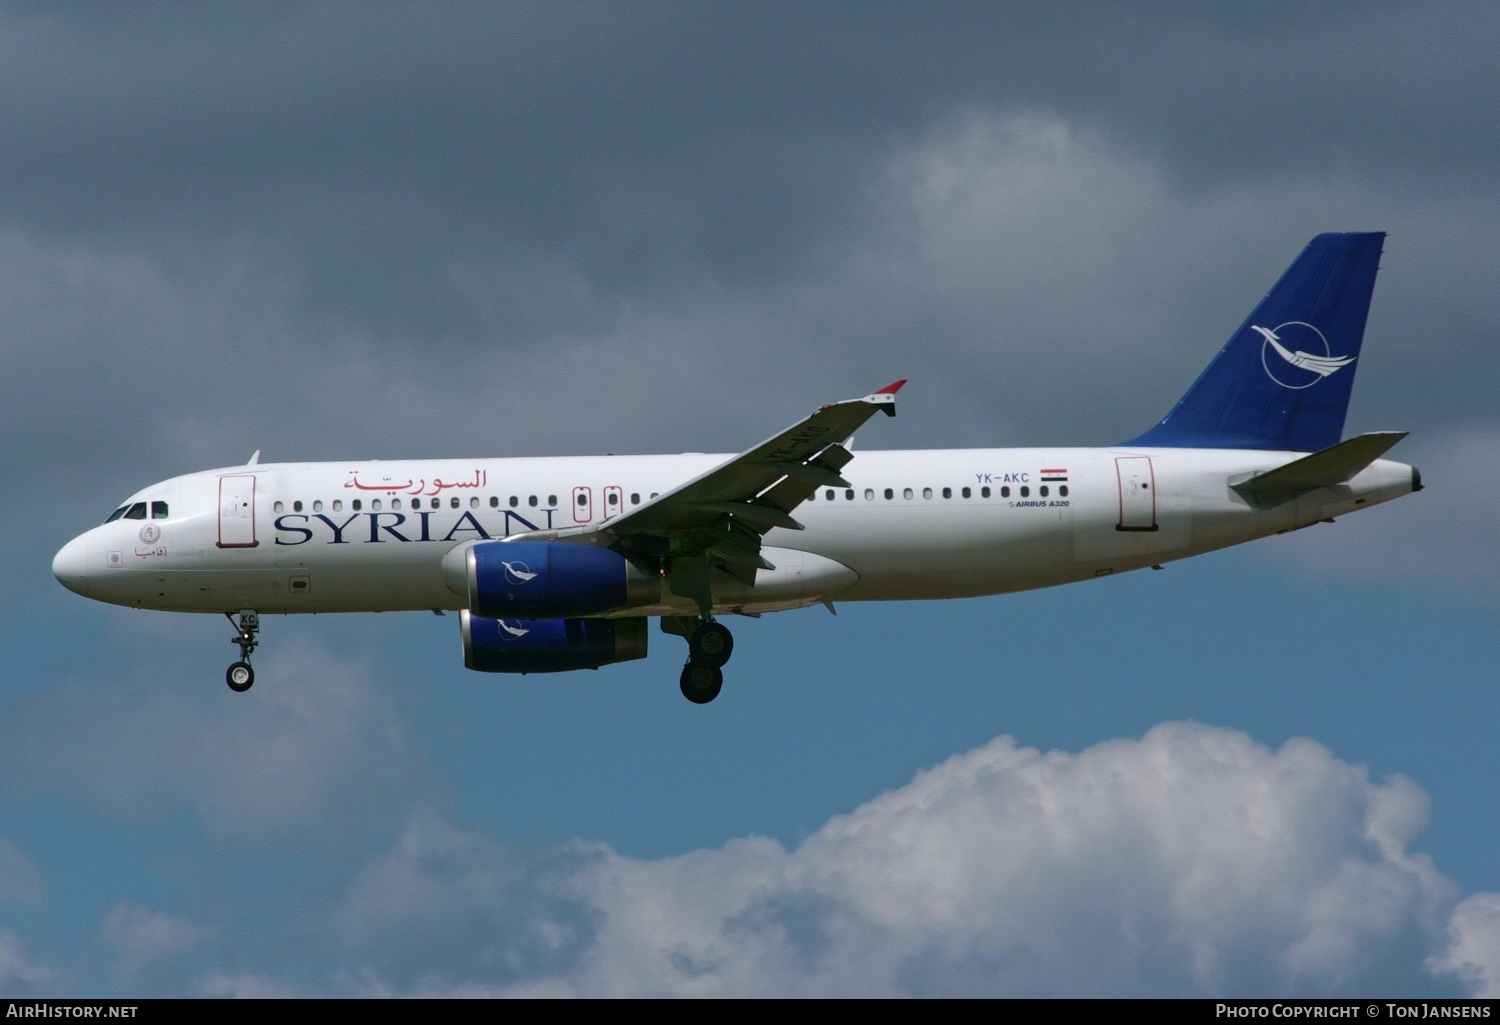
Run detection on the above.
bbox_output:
[303,722,1489,997]
[1432,893,1500,998]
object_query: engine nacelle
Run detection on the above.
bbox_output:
[461,610,649,673]
[453,540,657,619]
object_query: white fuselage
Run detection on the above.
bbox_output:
[53,446,1418,617]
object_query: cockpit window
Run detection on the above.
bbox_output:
[105,506,129,523]
[151,501,169,519]
[123,502,148,520]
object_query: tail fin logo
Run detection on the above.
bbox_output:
[1254,323,1356,390]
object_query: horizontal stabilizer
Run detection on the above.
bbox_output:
[1231,431,1407,496]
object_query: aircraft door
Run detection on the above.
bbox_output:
[1115,456,1158,532]
[603,485,622,520]
[572,486,593,524]
[217,474,259,548]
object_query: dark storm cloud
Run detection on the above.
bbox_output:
[3,2,1495,339]
[6,1,1498,592]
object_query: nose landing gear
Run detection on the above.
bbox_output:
[225,610,259,692]
[676,618,734,704]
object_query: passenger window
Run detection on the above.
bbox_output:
[631,493,640,505]
[151,501,168,519]
[845,489,854,501]
[125,503,147,520]
[577,493,587,507]
[1060,485,1069,497]
[470,497,479,509]
[293,500,303,512]
[352,500,362,511]
[864,489,875,501]
[450,497,460,509]
[1019,486,1029,497]
[903,488,914,500]
[548,495,557,506]
[923,488,933,499]
[942,487,951,499]
[883,488,893,500]
[392,499,402,510]
[490,496,499,508]
[333,500,343,512]
[1001,486,1010,498]
[981,486,991,498]
[274,501,284,513]
[528,495,538,507]
[509,496,518,507]
[1040,486,1049,497]
[371,499,382,511]
[313,500,323,512]
[825,489,835,501]
[608,492,618,506]
[962,487,971,498]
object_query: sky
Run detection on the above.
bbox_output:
[2,0,1498,997]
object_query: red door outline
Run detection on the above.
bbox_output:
[1115,456,1158,532]
[217,474,259,548]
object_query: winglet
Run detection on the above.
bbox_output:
[866,379,906,417]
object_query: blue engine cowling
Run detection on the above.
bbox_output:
[464,540,655,619]
[461,610,649,673]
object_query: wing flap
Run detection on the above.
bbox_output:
[605,383,904,540]
[759,444,854,512]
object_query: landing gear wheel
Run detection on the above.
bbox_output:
[226,661,255,692]
[224,610,260,693]
[689,622,734,668]
[679,662,723,704]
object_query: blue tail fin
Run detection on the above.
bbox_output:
[1126,232,1385,452]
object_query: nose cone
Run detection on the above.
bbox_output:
[52,535,89,597]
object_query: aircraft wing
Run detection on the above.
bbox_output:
[516,381,900,597]
[565,381,905,587]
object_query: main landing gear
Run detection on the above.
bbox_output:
[225,609,259,692]
[678,619,733,704]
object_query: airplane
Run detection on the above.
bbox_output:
[52,232,1420,704]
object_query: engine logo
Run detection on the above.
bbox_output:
[501,561,538,585]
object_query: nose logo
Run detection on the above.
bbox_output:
[139,525,161,544]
